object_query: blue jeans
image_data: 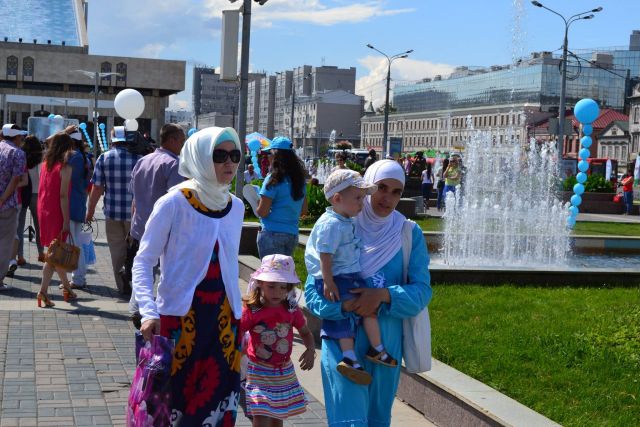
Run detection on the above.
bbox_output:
[257,229,298,258]
[314,273,364,340]
[623,191,633,214]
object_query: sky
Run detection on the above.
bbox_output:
[87,0,639,112]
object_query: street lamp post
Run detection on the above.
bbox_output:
[531,1,602,163]
[73,69,120,159]
[231,0,270,196]
[366,44,412,155]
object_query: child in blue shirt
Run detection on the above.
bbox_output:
[305,169,398,385]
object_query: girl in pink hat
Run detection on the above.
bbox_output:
[241,254,316,426]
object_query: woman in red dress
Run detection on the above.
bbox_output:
[36,132,78,307]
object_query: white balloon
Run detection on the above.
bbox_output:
[114,88,145,120]
[125,119,138,131]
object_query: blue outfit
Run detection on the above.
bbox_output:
[257,174,305,257]
[90,146,141,221]
[304,223,431,427]
[306,208,365,339]
[68,150,91,222]
[305,208,360,278]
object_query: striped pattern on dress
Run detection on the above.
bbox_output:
[245,359,307,419]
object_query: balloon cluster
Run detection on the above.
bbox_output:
[48,113,65,136]
[79,122,93,149]
[246,138,263,177]
[567,98,600,229]
[99,123,108,152]
[114,88,145,132]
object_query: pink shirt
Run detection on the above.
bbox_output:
[241,305,305,366]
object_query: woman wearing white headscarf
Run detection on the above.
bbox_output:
[305,159,432,427]
[132,127,245,426]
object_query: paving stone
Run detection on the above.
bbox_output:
[0,218,329,426]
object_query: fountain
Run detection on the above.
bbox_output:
[442,125,570,267]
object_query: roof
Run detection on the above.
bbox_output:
[599,120,630,136]
[570,109,629,129]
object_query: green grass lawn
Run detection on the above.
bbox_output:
[430,284,640,426]
[413,217,640,236]
[245,214,639,236]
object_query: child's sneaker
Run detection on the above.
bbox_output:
[337,358,372,385]
[365,347,398,367]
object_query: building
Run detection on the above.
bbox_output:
[193,66,264,129]
[529,109,629,162]
[362,31,640,154]
[193,67,238,118]
[246,75,264,134]
[629,83,640,166]
[273,65,360,151]
[598,121,630,164]
[291,90,364,157]
[258,76,276,138]
[165,109,194,127]
[0,0,185,142]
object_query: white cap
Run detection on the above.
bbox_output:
[111,126,126,142]
[2,124,28,138]
[323,169,377,199]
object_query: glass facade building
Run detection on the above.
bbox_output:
[395,50,639,114]
[1,0,81,46]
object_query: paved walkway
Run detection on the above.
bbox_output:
[0,218,433,426]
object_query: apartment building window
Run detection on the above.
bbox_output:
[634,106,639,124]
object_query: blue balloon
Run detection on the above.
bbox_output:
[99,123,106,130]
[48,114,55,120]
[571,194,582,207]
[566,216,576,229]
[578,160,589,172]
[188,128,197,137]
[79,122,87,130]
[574,98,600,124]
[579,148,590,160]
[573,183,585,195]
[580,135,592,148]
[582,124,593,136]
[576,172,587,184]
[568,205,579,217]
[247,139,261,152]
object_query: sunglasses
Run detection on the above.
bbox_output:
[212,149,241,164]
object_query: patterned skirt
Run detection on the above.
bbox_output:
[245,359,307,420]
[160,248,242,427]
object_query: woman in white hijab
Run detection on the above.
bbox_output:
[132,127,245,426]
[305,159,432,427]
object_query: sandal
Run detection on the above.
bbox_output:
[337,358,372,385]
[365,347,398,368]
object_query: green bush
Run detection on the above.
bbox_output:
[346,160,363,173]
[306,183,329,219]
[563,173,613,193]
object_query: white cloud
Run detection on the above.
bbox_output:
[203,0,414,27]
[168,94,191,110]
[136,43,168,59]
[356,56,456,109]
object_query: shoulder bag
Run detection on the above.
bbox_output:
[401,220,432,373]
[45,232,80,272]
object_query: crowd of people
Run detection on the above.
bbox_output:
[0,122,435,426]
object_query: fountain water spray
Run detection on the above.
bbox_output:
[442,123,571,267]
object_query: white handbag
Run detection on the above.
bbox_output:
[401,220,432,373]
